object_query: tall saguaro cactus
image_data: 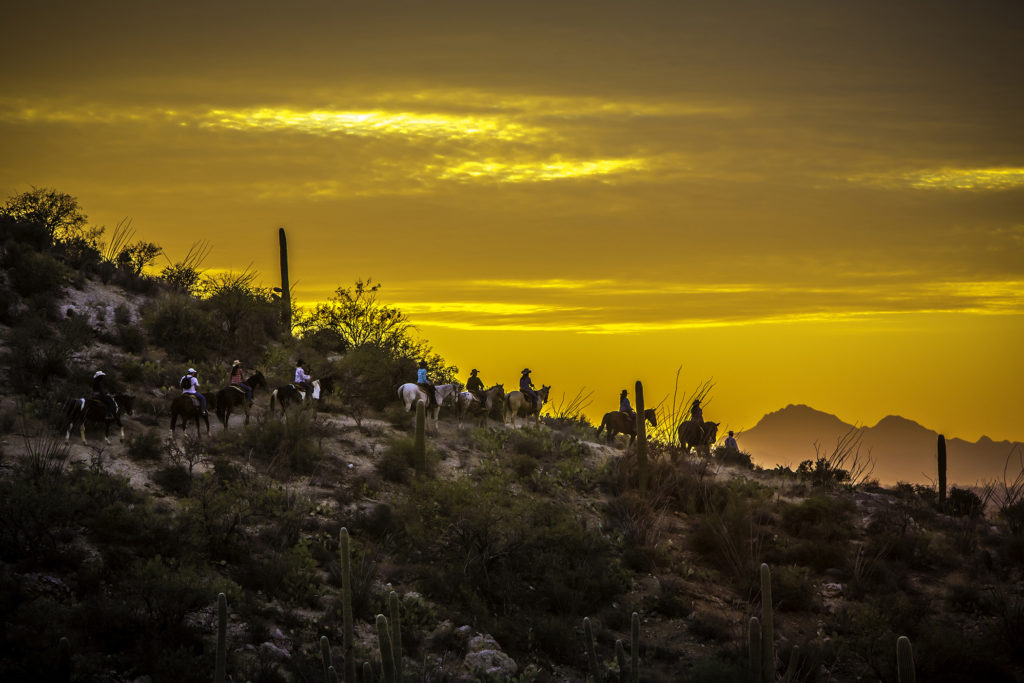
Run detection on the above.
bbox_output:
[897,635,915,683]
[340,528,355,683]
[279,227,292,333]
[635,381,648,493]
[388,591,403,683]
[937,434,947,509]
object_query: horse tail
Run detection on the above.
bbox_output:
[595,415,606,436]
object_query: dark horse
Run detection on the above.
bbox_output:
[170,393,215,436]
[678,420,719,455]
[62,393,134,444]
[269,378,324,415]
[215,371,268,428]
[595,409,657,448]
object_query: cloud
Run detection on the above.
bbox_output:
[850,167,1024,191]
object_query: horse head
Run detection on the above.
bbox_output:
[248,371,268,389]
[703,421,719,445]
[538,385,551,403]
[644,408,657,426]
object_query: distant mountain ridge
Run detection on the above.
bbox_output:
[735,404,1023,485]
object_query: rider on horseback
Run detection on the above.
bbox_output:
[230,360,253,403]
[467,369,486,406]
[295,359,314,399]
[92,370,118,418]
[520,368,540,409]
[180,368,208,416]
[724,430,738,450]
[417,360,437,407]
[690,398,704,425]
[619,389,635,420]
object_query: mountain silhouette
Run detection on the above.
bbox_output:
[735,404,1023,485]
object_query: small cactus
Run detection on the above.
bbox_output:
[57,636,71,683]
[414,400,426,473]
[388,591,403,682]
[748,617,761,683]
[583,617,602,683]
[216,592,227,683]
[321,636,333,683]
[363,661,373,682]
[376,614,396,683]
[897,635,915,683]
[615,639,627,681]
[760,563,775,683]
[630,612,639,683]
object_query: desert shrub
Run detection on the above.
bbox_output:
[125,428,163,461]
[772,564,819,612]
[212,411,325,476]
[767,494,855,573]
[3,243,67,298]
[713,445,754,468]
[685,654,750,683]
[645,575,693,618]
[3,313,95,391]
[948,486,984,517]
[688,611,734,642]
[154,464,192,495]
[143,292,219,360]
[394,472,628,661]
[115,323,146,352]
[376,436,438,482]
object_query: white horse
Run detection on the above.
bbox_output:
[397,383,460,430]
[456,384,505,429]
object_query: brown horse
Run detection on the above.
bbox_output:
[595,408,657,448]
[678,420,718,455]
[504,385,551,427]
[215,371,267,428]
[62,393,134,444]
[269,379,323,415]
[170,393,213,435]
[456,384,505,428]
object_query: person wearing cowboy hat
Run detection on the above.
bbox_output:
[520,368,539,408]
[91,370,118,417]
[619,389,635,419]
[229,360,253,403]
[179,367,207,415]
[466,368,486,406]
[724,430,738,451]
[690,398,704,425]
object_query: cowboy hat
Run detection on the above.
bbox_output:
[522,368,531,374]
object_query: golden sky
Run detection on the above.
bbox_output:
[3,1,1023,443]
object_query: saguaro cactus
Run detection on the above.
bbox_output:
[414,400,426,474]
[321,636,333,683]
[897,635,915,683]
[215,592,227,683]
[340,528,355,683]
[760,563,775,683]
[635,381,648,493]
[278,227,291,333]
[937,434,947,509]
[57,636,72,683]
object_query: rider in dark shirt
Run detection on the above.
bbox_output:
[520,368,539,407]
[467,369,485,404]
[619,389,635,419]
[92,370,118,417]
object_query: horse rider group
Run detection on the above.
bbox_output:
[415,365,545,413]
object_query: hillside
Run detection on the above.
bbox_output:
[737,404,1023,486]
[1,215,1024,682]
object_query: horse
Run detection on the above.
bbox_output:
[678,420,719,456]
[595,409,657,448]
[62,393,134,444]
[504,385,551,427]
[269,379,321,415]
[215,371,267,429]
[397,383,461,430]
[170,393,213,436]
[456,384,505,428]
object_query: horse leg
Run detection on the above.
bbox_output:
[80,422,87,445]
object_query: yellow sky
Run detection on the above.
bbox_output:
[2,0,1022,441]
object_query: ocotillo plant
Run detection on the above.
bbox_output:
[388,591,403,682]
[340,528,355,683]
[278,227,291,333]
[938,434,947,509]
[897,635,915,683]
[760,563,775,683]
[635,380,648,493]
[216,592,227,683]
[414,400,426,474]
